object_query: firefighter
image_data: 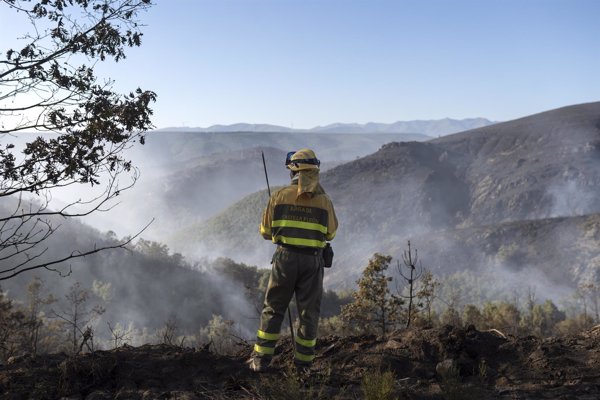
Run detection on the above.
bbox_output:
[249,148,338,372]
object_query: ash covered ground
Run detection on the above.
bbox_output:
[2,325,600,399]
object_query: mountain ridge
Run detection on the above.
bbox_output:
[154,117,496,136]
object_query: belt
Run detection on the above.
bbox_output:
[278,244,323,256]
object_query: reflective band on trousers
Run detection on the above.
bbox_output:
[295,351,315,362]
[257,330,279,341]
[295,336,316,348]
[254,344,275,355]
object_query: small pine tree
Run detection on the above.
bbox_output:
[341,253,403,337]
[416,270,439,326]
[197,314,240,355]
[481,301,521,335]
[462,304,483,328]
[531,300,566,337]
[25,277,56,356]
[0,291,27,361]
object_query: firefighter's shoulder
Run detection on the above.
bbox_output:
[272,185,296,200]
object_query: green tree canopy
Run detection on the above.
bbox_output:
[342,253,403,336]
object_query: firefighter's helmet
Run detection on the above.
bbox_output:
[286,148,320,171]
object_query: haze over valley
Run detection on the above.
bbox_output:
[2,103,599,342]
[172,102,600,298]
[92,122,457,238]
[0,116,502,337]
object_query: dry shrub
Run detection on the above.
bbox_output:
[361,369,397,400]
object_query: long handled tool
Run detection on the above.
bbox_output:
[261,151,296,347]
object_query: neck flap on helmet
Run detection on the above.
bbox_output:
[296,169,319,197]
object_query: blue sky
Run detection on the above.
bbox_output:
[2,0,599,128]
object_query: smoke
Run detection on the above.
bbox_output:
[483,262,574,306]
[199,265,259,338]
[3,122,599,348]
[547,180,598,218]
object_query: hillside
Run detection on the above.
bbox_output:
[0,200,264,338]
[177,199,600,292]
[321,102,600,230]
[96,131,431,240]
[179,102,600,289]
[430,102,600,226]
[3,325,600,399]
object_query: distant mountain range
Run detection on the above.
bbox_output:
[155,118,496,136]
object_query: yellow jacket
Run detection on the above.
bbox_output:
[260,171,337,248]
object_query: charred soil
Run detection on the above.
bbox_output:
[2,326,600,399]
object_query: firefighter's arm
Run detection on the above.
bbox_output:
[325,199,338,241]
[259,196,273,240]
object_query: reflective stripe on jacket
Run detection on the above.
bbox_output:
[259,180,337,248]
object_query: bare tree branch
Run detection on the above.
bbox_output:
[0,218,153,281]
[0,0,155,280]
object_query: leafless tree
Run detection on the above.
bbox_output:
[107,321,133,349]
[396,241,424,328]
[50,281,105,354]
[156,316,184,346]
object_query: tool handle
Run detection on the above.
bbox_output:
[261,151,272,197]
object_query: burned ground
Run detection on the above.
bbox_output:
[2,325,599,399]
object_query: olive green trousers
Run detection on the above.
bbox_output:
[254,246,324,363]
